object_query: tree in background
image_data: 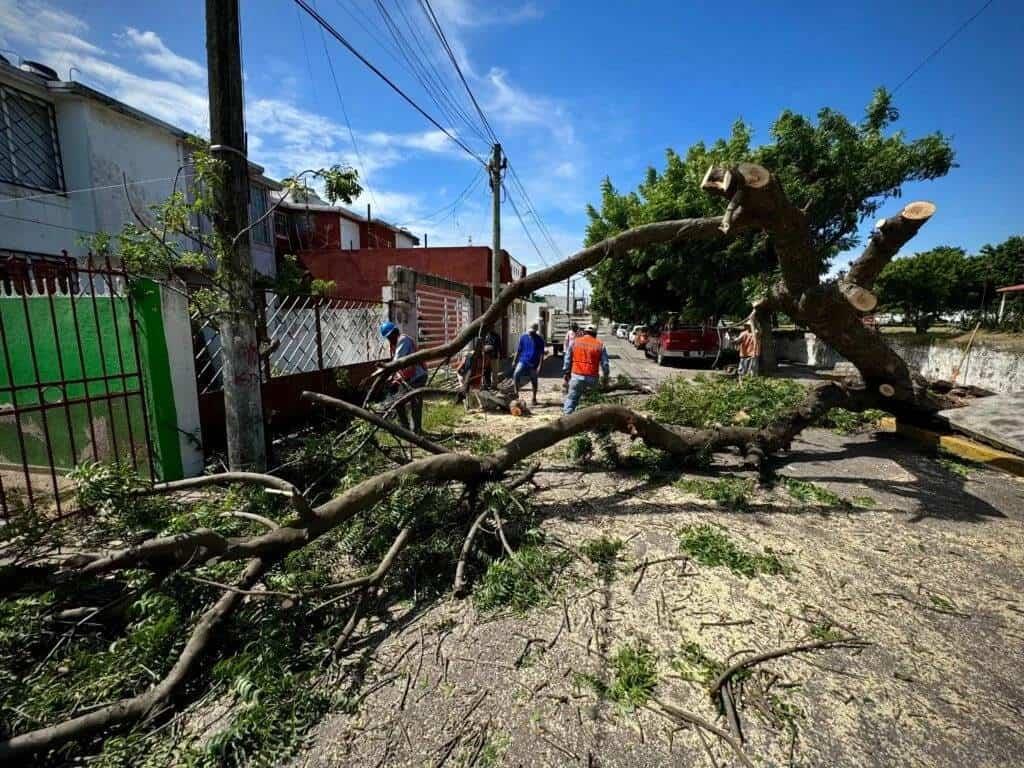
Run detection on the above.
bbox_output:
[584,89,954,322]
[875,246,968,332]
[966,235,1024,320]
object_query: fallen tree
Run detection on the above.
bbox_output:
[1,162,957,762]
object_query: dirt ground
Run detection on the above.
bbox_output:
[290,386,1024,768]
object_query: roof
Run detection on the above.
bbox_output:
[0,58,269,176]
[271,189,420,243]
[996,284,1024,294]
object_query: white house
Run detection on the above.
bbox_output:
[0,56,276,276]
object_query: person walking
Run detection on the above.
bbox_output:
[512,320,546,405]
[379,321,428,433]
[736,322,761,379]
[481,325,503,390]
[562,323,610,414]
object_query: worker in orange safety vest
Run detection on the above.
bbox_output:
[561,323,610,414]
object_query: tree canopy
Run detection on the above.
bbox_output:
[584,89,955,322]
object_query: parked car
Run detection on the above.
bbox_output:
[628,325,646,345]
[616,324,629,338]
[645,315,720,366]
[633,327,649,350]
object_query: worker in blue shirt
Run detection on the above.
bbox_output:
[562,323,610,414]
[512,319,546,405]
[379,321,428,433]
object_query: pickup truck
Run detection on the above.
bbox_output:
[645,318,720,366]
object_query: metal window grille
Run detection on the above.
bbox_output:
[249,184,271,246]
[0,85,64,192]
[190,289,389,395]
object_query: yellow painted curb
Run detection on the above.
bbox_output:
[880,416,1024,478]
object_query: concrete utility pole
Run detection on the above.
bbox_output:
[205,0,266,471]
[566,277,570,312]
[488,143,504,309]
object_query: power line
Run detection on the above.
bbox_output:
[0,211,100,236]
[892,0,996,93]
[503,181,549,268]
[398,166,485,227]
[292,0,487,165]
[417,0,497,144]
[505,163,562,262]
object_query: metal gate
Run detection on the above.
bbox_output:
[0,250,156,517]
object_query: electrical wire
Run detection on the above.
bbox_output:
[503,181,548,268]
[0,175,183,205]
[892,0,996,93]
[397,166,485,227]
[417,0,498,144]
[292,0,487,165]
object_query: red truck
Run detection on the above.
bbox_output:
[645,315,720,366]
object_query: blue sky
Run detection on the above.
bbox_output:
[2,0,1021,284]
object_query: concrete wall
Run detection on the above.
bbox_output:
[340,217,360,250]
[774,330,1024,393]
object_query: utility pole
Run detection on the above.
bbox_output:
[566,277,570,312]
[488,143,504,310]
[206,0,265,471]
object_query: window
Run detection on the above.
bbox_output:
[0,85,64,191]
[248,184,271,246]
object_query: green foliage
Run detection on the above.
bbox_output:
[820,407,887,434]
[648,374,806,429]
[474,545,571,613]
[586,89,954,320]
[937,455,973,479]
[678,523,785,577]
[809,622,843,642]
[782,478,843,507]
[580,536,624,579]
[876,246,970,332]
[849,495,876,509]
[577,642,659,709]
[564,434,594,463]
[676,476,755,511]
[672,641,727,684]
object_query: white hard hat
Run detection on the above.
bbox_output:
[584,323,597,332]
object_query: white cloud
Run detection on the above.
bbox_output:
[120,27,205,81]
[0,0,103,65]
[431,0,542,29]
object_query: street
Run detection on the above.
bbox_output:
[599,323,716,390]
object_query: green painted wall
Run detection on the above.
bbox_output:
[0,279,182,480]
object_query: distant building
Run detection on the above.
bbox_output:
[0,56,276,276]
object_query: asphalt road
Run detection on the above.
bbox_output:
[600,326,717,390]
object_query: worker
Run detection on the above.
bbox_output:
[564,321,579,353]
[379,321,428,432]
[481,325,503,390]
[512,319,546,405]
[562,323,610,414]
[736,322,761,379]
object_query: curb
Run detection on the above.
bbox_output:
[880,417,1024,478]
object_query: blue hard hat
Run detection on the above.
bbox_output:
[379,321,398,338]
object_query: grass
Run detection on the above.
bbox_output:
[580,536,624,580]
[676,476,755,511]
[577,642,659,709]
[678,523,786,577]
[422,401,463,434]
[849,495,877,509]
[473,545,571,613]
[647,374,807,429]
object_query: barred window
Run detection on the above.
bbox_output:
[0,85,64,192]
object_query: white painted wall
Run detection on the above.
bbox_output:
[774,331,1024,393]
[395,231,417,248]
[158,278,204,477]
[1,69,275,276]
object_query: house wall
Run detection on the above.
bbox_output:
[395,231,417,248]
[340,216,360,250]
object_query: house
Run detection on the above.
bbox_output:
[271,188,419,255]
[0,56,277,277]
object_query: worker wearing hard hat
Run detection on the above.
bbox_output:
[379,321,428,433]
[562,323,610,414]
[512,319,546,405]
